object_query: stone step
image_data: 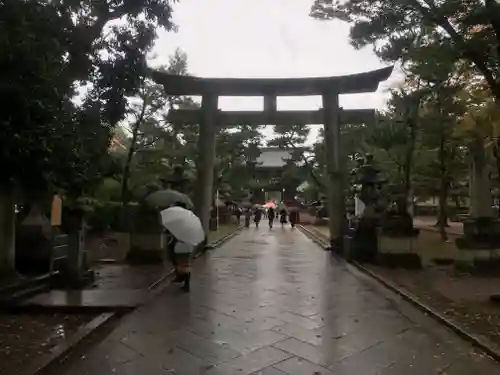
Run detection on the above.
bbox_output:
[0,273,52,305]
[16,289,150,313]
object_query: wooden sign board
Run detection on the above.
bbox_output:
[51,195,62,226]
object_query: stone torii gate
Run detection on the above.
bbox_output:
[152,66,393,251]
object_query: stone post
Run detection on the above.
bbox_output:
[456,139,500,274]
[66,208,93,286]
[469,142,494,218]
[67,225,84,282]
[322,92,344,252]
[0,187,16,277]
[195,93,218,232]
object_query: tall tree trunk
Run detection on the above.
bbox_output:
[437,178,449,241]
[0,187,16,278]
[436,132,449,241]
[120,130,138,207]
[403,117,417,213]
[493,140,500,208]
[120,102,146,207]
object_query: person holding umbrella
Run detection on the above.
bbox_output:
[279,208,288,227]
[254,205,262,228]
[267,206,275,229]
[244,208,252,228]
[166,202,186,282]
[161,205,204,292]
[289,208,299,229]
[235,206,242,225]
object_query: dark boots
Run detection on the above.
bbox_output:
[173,273,183,283]
[181,273,191,292]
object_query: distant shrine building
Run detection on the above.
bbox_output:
[247,147,302,204]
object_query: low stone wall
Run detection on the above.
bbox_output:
[126,231,166,265]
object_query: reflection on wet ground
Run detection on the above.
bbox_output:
[53,229,500,374]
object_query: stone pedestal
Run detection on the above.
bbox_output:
[455,217,500,274]
[377,211,421,269]
[56,210,94,288]
[125,203,166,265]
[343,217,378,263]
[377,231,421,269]
[16,205,53,275]
[126,231,166,265]
[66,229,94,288]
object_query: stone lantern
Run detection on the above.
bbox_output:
[344,154,385,262]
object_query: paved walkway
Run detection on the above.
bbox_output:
[55,229,500,375]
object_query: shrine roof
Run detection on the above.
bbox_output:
[151,66,393,96]
[252,147,300,169]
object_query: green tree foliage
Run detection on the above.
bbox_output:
[310,0,500,101]
[119,48,265,203]
[216,125,264,199]
[118,48,190,205]
[0,0,176,196]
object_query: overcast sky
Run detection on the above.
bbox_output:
[149,0,399,141]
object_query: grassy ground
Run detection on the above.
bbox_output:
[207,224,240,244]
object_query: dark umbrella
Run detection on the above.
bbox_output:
[309,200,323,207]
[241,201,253,208]
[146,189,194,210]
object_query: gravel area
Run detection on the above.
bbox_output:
[365,265,500,349]
[0,312,96,375]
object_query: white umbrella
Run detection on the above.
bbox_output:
[160,206,204,246]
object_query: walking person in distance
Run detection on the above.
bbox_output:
[279,208,287,228]
[268,206,275,229]
[254,206,262,228]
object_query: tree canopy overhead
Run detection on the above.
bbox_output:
[310,0,500,100]
[0,0,177,196]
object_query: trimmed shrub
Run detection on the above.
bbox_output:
[94,178,122,201]
[84,200,123,232]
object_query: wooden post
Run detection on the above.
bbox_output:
[322,92,344,252]
[196,93,218,232]
[264,95,276,124]
[264,95,276,112]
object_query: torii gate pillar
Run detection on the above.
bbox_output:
[322,92,344,252]
[196,93,218,232]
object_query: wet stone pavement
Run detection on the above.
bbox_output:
[54,228,500,375]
